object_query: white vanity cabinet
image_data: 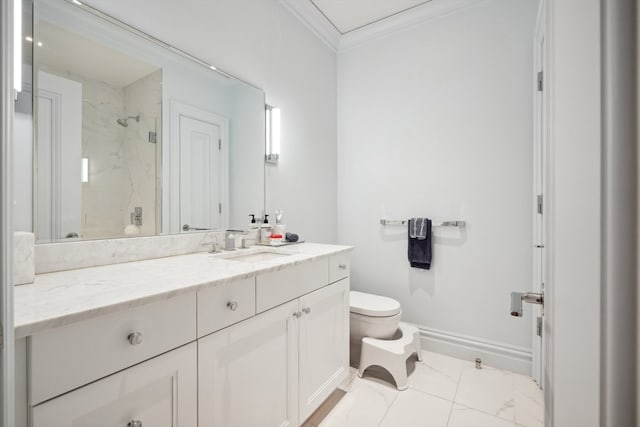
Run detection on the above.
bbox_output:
[18,246,352,427]
[198,271,350,427]
[298,278,349,422]
[198,300,300,427]
[31,342,198,427]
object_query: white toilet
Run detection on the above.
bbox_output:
[349,291,402,342]
[349,291,422,390]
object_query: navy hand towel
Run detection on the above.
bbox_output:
[408,218,432,269]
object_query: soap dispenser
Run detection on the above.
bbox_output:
[248,214,257,229]
[260,215,273,243]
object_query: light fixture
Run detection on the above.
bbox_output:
[14,0,22,93]
[265,104,280,164]
[81,158,89,182]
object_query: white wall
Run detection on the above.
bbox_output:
[337,0,538,371]
[545,0,601,425]
[86,0,338,243]
[13,112,32,233]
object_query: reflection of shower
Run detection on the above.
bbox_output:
[116,114,140,127]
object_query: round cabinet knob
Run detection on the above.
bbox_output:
[127,332,143,346]
[302,307,311,315]
[293,311,302,319]
[227,301,239,311]
[338,263,348,270]
[127,420,142,427]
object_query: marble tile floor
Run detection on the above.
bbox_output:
[303,350,544,427]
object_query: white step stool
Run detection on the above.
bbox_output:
[358,322,423,391]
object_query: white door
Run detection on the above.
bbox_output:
[166,100,228,234]
[531,4,546,388]
[180,115,221,231]
[198,300,299,427]
[31,343,197,427]
[298,279,350,423]
[36,71,82,242]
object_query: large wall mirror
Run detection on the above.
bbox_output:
[21,0,265,243]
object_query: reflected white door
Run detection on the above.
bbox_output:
[167,101,228,234]
[179,115,222,230]
[36,71,82,242]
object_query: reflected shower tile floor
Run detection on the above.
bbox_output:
[302,350,544,427]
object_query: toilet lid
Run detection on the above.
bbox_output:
[350,291,401,317]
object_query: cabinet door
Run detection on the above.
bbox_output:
[298,278,350,422]
[32,342,197,427]
[199,300,299,427]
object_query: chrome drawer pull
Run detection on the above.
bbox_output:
[127,420,142,427]
[301,307,311,315]
[338,263,347,270]
[127,332,143,346]
[227,301,239,311]
[293,311,302,319]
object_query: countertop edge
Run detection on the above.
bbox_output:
[15,244,354,338]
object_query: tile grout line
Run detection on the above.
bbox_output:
[445,365,465,426]
[377,388,400,427]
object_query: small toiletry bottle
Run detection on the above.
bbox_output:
[270,234,283,245]
[273,210,285,238]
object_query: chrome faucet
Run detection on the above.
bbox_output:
[224,230,247,251]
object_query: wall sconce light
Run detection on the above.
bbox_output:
[14,0,22,93]
[265,104,280,164]
[81,157,89,182]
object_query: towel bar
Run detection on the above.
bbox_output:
[379,219,466,228]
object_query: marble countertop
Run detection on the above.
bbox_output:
[14,242,352,338]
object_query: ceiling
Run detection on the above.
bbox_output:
[310,0,432,34]
[36,21,159,88]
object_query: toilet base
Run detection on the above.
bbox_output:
[358,322,422,391]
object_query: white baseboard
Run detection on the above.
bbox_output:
[418,325,533,376]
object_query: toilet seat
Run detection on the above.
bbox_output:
[350,291,401,317]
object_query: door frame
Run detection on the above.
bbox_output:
[1,1,16,426]
[531,0,546,389]
[35,71,82,242]
[165,100,229,234]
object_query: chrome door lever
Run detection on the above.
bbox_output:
[510,292,544,317]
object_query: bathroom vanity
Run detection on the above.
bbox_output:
[14,243,352,427]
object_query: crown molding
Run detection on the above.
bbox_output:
[279,0,341,52]
[339,0,487,52]
[281,0,488,54]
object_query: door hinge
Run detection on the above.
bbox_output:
[218,203,222,214]
[536,316,543,337]
[537,71,543,92]
[537,194,543,214]
[218,139,221,150]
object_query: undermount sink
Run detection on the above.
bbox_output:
[225,250,292,263]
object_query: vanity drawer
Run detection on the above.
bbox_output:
[329,252,351,283]
[30,293,196,405]
[256,258,329,313]
[198,277,256,337]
